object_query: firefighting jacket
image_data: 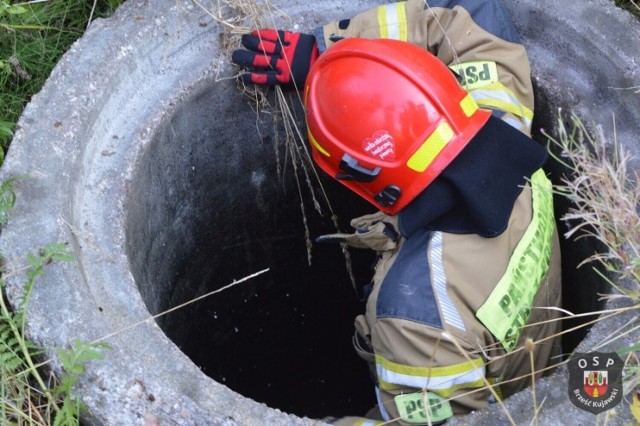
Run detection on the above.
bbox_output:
[314,1,563,424]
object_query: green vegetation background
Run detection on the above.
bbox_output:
[0,0,125,162]
[0,0,639,163]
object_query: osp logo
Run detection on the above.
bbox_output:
[568,351,623,414]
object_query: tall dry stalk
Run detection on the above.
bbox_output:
[545,112,640,297]
[195,0,358,289]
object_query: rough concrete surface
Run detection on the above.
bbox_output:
[0,0,638,424]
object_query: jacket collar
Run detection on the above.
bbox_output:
[398,116,548,238]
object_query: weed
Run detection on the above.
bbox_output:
[545,112,640,297]
[51,339,109,426]
[0,179,109,425]
[545,112,640,417]
[615,0,640,18]
[0,0,125,158]
[195,0,360,292]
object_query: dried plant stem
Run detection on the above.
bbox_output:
[203,0,359,286]
[526,338,538,426]
[93,268,270,344]
[545,112,640,292]
[443,332,517,426]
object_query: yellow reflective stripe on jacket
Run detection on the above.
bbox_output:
[476,169,554,352]
[487,377,503,401]
[375,355,485,396]
[377,3,408,41]
[469,82,534,128]
[354,419,384,426]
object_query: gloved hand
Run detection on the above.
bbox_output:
[231,29,319,89]
[316,212,400,251]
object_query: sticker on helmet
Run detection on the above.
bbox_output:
[363,130,396,161]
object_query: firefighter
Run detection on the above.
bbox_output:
[232,1,562,424]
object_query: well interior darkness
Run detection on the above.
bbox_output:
[126,83,606,418]
[126,86,377,418]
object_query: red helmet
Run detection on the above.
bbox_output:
[304,38,491,214]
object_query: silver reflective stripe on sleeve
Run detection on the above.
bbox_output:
[430,231,466,331]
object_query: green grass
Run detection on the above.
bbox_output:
[545,112,640,422]
[0,179,110,425]
[1,3,122,423]
[615,0,640,17]
[0,0,638,162]
[0,0,124,161]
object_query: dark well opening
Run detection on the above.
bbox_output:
[126,85,377,418]
[125,81,607,418]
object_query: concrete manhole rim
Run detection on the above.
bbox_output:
[0,0,639,424]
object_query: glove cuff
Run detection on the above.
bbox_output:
[290,33,318,88]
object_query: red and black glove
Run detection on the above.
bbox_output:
[231,29,319,89]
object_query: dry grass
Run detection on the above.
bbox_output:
[545,112,640,297]
[195,0,356,289]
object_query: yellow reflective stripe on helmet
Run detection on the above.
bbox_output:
[459,93,479,118]
[377,2,408,41]
[307,129,330,157]
[407,122,454,172]
[470,82,534,127]
[476,169,554,352]
[375,354,485,396]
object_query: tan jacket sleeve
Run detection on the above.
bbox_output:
[315,0,535,134]
[337,181,561,424]
[357,242,492,423]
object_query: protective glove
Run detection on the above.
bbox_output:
[231,29,319,89]
[316,212,400,252]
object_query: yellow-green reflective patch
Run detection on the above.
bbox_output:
[459,93,479,117]
[407,121,453,172]
[450,61,499,91]
[476,170,554,351]
[354,419,384,426]
[395,391,453,424]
